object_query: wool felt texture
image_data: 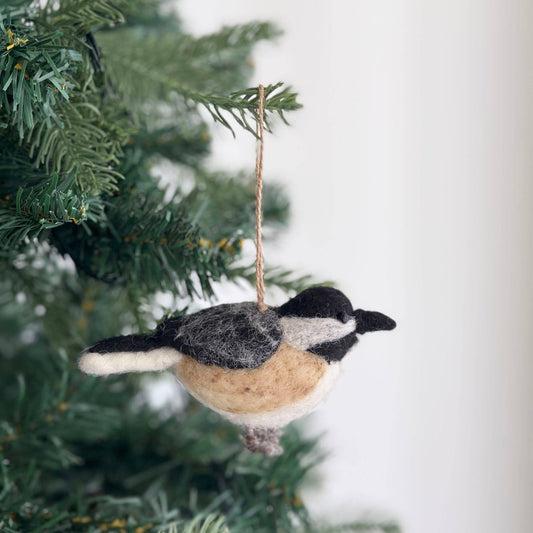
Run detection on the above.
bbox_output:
[277,286,354,320]
[79,287,396,432]
[196,358,342,429]
[164,302,282,369]
[279,315,356,352]
[309,330,359,363]
[79,346,180,376]
[86,302,282,370]
[243,427,283,456]
[354,309,397,334]
[176,341,327,415]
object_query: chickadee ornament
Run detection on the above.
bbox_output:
[79,286,395,455]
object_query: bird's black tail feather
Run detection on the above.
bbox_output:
[88,333,163,354]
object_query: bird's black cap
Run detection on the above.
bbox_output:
[277,286,396,333]
[277,286,353,320]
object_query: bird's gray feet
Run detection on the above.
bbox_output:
[243,426,283,456]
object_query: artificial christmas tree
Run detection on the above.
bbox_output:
[0,1,400,531]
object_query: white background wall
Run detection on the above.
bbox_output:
[177,2,533,532]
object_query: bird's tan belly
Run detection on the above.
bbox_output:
[174,342,327,414]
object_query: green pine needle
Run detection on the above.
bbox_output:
[96,22,301,135]
[39,0,127,35]
[0,174,96,248]
[0,8,82,138]
[27,100,128,194]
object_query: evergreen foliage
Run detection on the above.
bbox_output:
[0,1,400,531]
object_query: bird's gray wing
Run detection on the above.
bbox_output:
[158,302,282,369]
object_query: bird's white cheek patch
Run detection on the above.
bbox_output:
[280,316,356,351]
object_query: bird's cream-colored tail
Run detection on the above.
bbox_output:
[79,346,181,376]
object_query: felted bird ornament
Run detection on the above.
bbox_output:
[79,286,396,455]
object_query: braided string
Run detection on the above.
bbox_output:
[255,84,267,311]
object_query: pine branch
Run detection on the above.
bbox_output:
[0,142,50,193]
[44,156,295,297]
[50,184,240,296]
[97,21,300,134]
[198,82,300,136]
[183,22,281,54]
[39,0,126,36]
[116,0,183,32]
[0,174,96,249]
[26,100,130,194]
[193,82,301,136]
[134,123,210,166]
[97,21,282,104]
[181,169,289,242]
[0,9,83,138]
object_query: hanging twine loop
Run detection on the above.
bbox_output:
[255,84,267,311]
[244,86,284,456]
